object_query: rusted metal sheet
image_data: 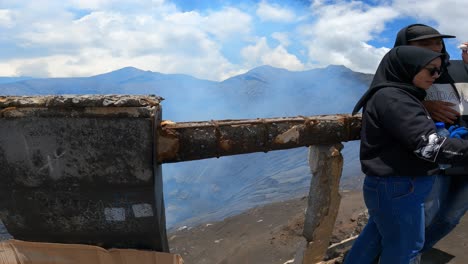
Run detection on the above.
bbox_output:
[0,95,168,251]
[158,114,361,163]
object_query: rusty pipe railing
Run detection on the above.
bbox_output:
[157,115,362,264]
[0,95,363,263]
[157,114,361,163]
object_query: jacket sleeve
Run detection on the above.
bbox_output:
[374,89,468,164]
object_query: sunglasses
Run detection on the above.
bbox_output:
[424,66,443,77]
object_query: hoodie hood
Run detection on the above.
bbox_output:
[352,46,445,114]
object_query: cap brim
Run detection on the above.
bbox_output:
[408,34,456,41]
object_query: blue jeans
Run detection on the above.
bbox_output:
[424,174,450,226]
[345,175,435,264]
[423,175,468,251]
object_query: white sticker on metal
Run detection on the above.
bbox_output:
[104,208,126,221]
[132,203,154,218]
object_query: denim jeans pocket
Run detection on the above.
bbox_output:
[390,178,415,199]
[363,178,379,213]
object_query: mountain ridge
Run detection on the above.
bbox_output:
[0,64,368,86]
[0,65,370,228]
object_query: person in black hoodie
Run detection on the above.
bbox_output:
[393,24,468,125]
[345,46,468,264]
[392,24,468,253]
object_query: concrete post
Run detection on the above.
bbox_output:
[296,144,344,263]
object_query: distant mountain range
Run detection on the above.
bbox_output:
[0,65,372,228]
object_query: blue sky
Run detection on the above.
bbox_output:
[0,0,466,80]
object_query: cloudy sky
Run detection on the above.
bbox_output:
[1,0,467,81]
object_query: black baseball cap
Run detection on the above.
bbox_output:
[407,25,455,41]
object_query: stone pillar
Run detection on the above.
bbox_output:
[0,95,168,251]
[296,144,344,263]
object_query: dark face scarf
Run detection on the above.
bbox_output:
[352,46,444,114]
[393,23,453,84]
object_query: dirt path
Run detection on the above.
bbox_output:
[168,190,467,264]
[168,191,366,264]
[429,215,467,264]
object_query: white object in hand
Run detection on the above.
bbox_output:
[458,43,468,51]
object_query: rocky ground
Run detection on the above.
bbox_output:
[168,190,467,264]
[168,191,365,264]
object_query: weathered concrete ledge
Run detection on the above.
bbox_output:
[158,114,362,163]
[0,95,163,118]
[0,95,163,108]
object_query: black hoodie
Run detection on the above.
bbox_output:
[447,60,468,123]
[359,46,468,177]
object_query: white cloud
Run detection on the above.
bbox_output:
[0,9,13,28]
[15,61,51,77]
[301,1,398,73]
[203,7,253,41]
[241,37,304,71]
[3,0,465,80]
[69,0,113,10]
[165,7,252,42]
[256,0,296,23]
[392,0,468,43]
[67,0,170,11]
[0,62,19,77]
[272,32,290,47]
[0,43,236,81]
[1,1,243,80]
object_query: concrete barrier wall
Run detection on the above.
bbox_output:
[0,95,168,251]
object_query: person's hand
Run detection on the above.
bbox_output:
[449,126,468,139]
[461,42,468,64]
[422,100,459,124]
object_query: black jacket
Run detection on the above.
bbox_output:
[426,60,468,127]
[448,60,468,82]
[361,87,468,176]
